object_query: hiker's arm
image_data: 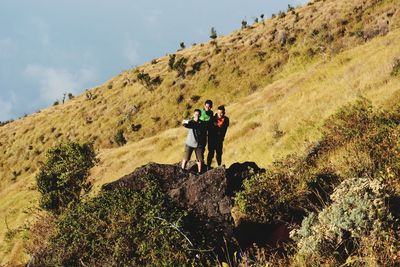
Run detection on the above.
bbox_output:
[183,120,194,129]
[222,118,229,139]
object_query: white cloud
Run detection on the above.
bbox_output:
[0,97,13,121]
[0,37,17,58]
[24,64,97,102]
[143,9,163,24]
[31,18,51,46]
[124,41,140,65]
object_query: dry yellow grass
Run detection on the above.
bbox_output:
[89,29,400,187]
[0,0,399,264]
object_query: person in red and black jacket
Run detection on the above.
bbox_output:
[207,105,229,168]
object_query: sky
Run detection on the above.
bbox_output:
[0,0,307,121]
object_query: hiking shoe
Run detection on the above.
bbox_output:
[178,168,187,175]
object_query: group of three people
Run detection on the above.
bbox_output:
[181,100,230,174]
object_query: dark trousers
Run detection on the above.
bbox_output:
[184,145,204,162]
[207,140,223,167]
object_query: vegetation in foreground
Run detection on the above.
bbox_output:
[28,177,216,266]
[25,97,400,266]
[235,98,400,265]
[28,142,219,266]
[36,142,97,214]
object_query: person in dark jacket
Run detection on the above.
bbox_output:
[207,105,229,168]
[199,99,214,163]
[181,109,207,173]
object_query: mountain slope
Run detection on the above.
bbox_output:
[90,29,400,187]
[1,0,399,264]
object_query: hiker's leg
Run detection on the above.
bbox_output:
[201,147,206,170]
[182,145,192,169]
[206,150,214,167]
[207,141,215,167]
[195,148,204,173]
[216,142,223,166]
[206,132,213,164]
[201,146,206,167]
[197,161,202,173]
[181,159,187,169]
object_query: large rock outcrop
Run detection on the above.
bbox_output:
[102,162,265,241]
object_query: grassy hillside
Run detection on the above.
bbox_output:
[0,0,399,264]
[234,96,400,265]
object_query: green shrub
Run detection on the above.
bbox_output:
[137,71,151,87]
[321,97,374,149]
[85,91,96,100]
[131,123,142,132]
[168,54,176,70]
[114,129,127,146]
[173,57,188,77]
[241,20,248,29]
[36,142,97,214]
[0,119,14,127]
[5,226,19,242]
[360,109,400,179]
[235,155,341,225]
[210,27,217,40]
[191,61,204,74]
[176,94,184,104]
[235,157,310,223]
[34,175,213,266]
[317,98,400,178]
[290,177,395,264]
[136,71,162,88]
[190,95,201,103]
[168,54,188,77]
[151,75,162,86]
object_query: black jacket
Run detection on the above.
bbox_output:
[184,120,207,148]
[209,115,229,143]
